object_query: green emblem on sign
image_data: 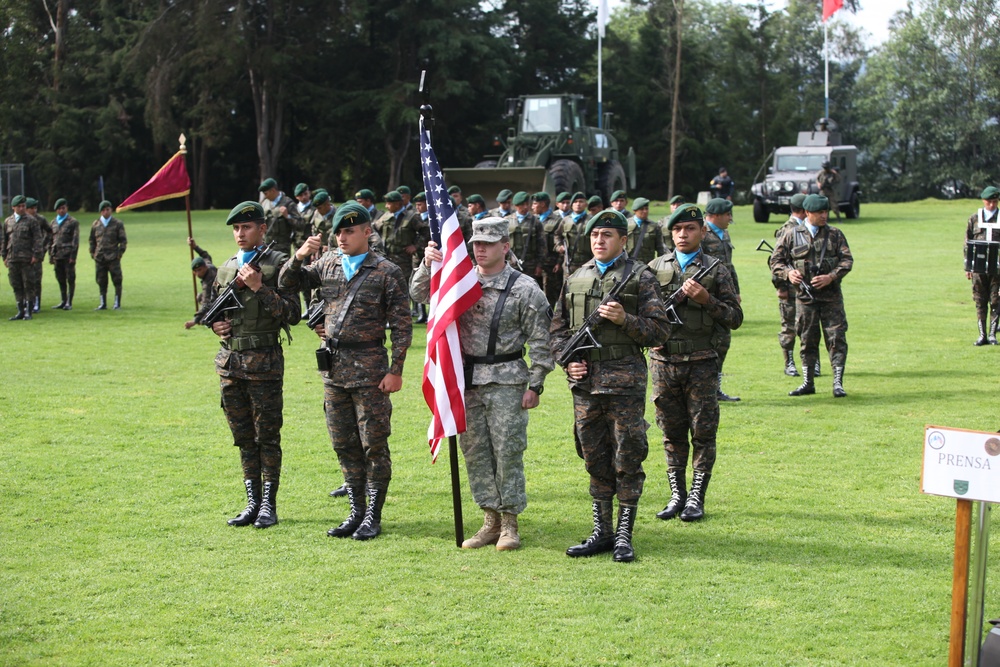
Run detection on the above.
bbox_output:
[954,480,969,495]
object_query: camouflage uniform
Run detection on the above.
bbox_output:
[262,192,298,256]
[191,245,218,325]
[554,211,593,275]
[772,214,805,355]
[700,223,739,372]
[966,207,1000,336]
[3,211,45,308]
[455,204,474,245]
[816,168,842,217]
[374,206,427,288]
[505,210,545,281]
[412,262,553,516]
[31,212,52,308]
[626,216,667,265]
[538,208,564,306]
[89,215,127,302]
[50,213,80,307]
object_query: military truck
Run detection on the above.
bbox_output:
[445,94,635,208]
[750,118,861,223]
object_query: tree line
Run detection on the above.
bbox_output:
[0,0,996,212]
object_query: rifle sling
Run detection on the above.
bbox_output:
[631,221,649,259]
[326,263,374,345]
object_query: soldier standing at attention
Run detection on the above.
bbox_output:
[649,204,743,523]
[184,237,218,329]
[49,197,80,310]
[551,209,669,563]
[354,188,381,223]
[554,192,594,275]
[491,189,513,219]
[771,193,808,375]
[3,195,44,320]
[626,197,666,264]
[375,190,426,306]
[771,194,853,398]
[290,183,313,245]
[396,185,413,212]
[448,185,474,244]
[506,193,545,285]
[555,192,571,217]
[259,178,297,256]
[412,218,553,550]
[609,190,629,217]
[586,196,604,218]
[467,194,490,222]
[280,202,412,540]
[816,162,842,219]
[965,186,1000,345]
[26,198,51,312]
[211,201,300,528]
[89,200,127,310]
[701,198,740,401]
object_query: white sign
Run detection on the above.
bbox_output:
[922,425,1000,503]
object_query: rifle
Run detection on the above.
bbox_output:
[557,259,637,368]
[508,248,524,272]
[201,241,277,327]
[756,239,774,253]
[305,300,325,329]
[662,256,720,326]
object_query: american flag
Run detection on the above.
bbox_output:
[419,117,482,462]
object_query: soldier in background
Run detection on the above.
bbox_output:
[965,186,1000,345]
[89,200,127,310]
[467,194,490,223]
[701,198,740,402]
[448,185,474,243]
[412,218,553,550]
[587,196,604,218]
[184,237,217,329]
[709,167,734,201]
[609,190,629,217]
[354,188,381,223]
[507,191,544,284]
[554,192,593,275]
[649,204,743,523]
[280,202,412,541]
[49,197,80,310]
[816,162,842,219]
[259,178,297,255]
[375,190,426,308]
[770,193,808,375]
[397,185,413,212]
[491,189,513,219]
[531,192,564,306]
[290,183,313,245]
[3,195,44,320]
[210,201,300,529]
[26,198,51,312]
[626,197,666,265]
[551,209,670,563]
[668,195,686,212]
[555,192,571,217]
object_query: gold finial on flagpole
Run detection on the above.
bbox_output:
[179,133,187,154]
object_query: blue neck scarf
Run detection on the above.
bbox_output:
[675,249,700,272]
[595,252,625,275]
[805,222,820,238]
[573,211,587,224]
[706,221,724,238]
[516,213,525,224]
[474,211,488,220]
[101,216,111,227]
[237,249,259,268]
[421,212,428,221]
[538,210,551,222]
[342,252,368,281]
[56,213,67,225]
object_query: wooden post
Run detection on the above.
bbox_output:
[949,498,973,667]
[179,134,197,309]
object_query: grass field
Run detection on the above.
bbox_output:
[2,200,998,666]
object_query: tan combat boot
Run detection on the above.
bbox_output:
[496,513,521,551]
[462,508,501,549]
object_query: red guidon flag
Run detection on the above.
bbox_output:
[116,150,191,212]
[418,117,482,462]
[822,0,843,22]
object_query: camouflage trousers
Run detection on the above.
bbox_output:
[542,266,563,307]
[460,384,529,515]
[7,260,37,303]
[323,382,392,490]
[220,376,284,483]
[572,389,649,503]
[651,358,719,474]
[821,187,841,216]
[94,258,123,293]
[797,297,848,368]
[54,259,76,294]
[776,289,797,351]
[971,273,1000,321]
[714,324,732,369]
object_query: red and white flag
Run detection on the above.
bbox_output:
[822,0,843,22]
[418,118,482,462]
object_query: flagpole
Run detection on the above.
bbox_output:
[597,31,603,129]
[179,134,197,309]
[824,20,830,119]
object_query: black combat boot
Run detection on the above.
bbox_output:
[113,291,122,310]
[329,483,349,498]
[253,480,279,528]
[328,486,366,537]
[95,293,107,310]
[679,471,711,522]
[656,468,688,520]
[9,301,25,320]
[64,285,74,310]
[415,304,428,324]
[613,502,638,563]
[814,359,822,376]
[990,315,999,345]
[832,366,847,398]
[566,500,615,557]
[352,484,386,540]
[227,478,262,526]
[52,286,67,309]
[717,372,740,402]
[22,300,33,320]
[783,349,799,376]
[789,363,815,396]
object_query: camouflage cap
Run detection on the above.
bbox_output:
[981,186,1000,200]
[666,204,704,230]
[466,194,486,206]
[331,201,372,234]
[668,195,686,206]
[513,191,530,205]
[11,195,26,207]
[632,197,651,210]
[531,191,550,203]
[556,192,571,203]
[705,198,733,215]
[294,182,309,196]
[355,188,375,201]
[587,196,604,208]
[258,178,277,192]
[469,217,509,243]
[803,194,830,212]
[611,189,627,201]
[312,191,331,206]
[226,200,265,225]
[585,209,627,235]
[25,197,38,208]
[54,198,68,209]
[571,191,587,203]
[99,200,113,211]
[448,185,462,195]
[413,191,427,202]
[383,191,402,203]
[496,189,513,203]
[396,185,411,195]
[789,193,808,211]
[191,256,207,270]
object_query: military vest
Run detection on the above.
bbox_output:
[565,260,643,360]
[789,227,835,276]
[563,215,592,266]
[381,210,419,254]
[216,251,286,351]
[627,218,658,264]
[507,215,538,259]
[653,256,719,354]
[539,212,561,257]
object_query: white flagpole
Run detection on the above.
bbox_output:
[824,19,830,118]
[598,30,603,128]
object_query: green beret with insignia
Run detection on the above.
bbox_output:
[587,196,604,208]
[666,204,704,230]
[803,194,830,212]
[981,186,1000,200]
[11,195,26,207]
[99,200,113,211]
[668,195,686,206]
[355,188,375,201]
[513,191,530,205]
[556,192,570,203]
[571,191,586,203]
[448,185,462,195]
[396,185,411,196]
[611,190,627,201]
[632,197,651,210]
[413,191,427,203]
[226,200,265,225]
[294,182,309,196]
[331,201,371,234]
[585,209,627,235]
[496,189,513,203]
[54,198,68,209]
[531,191,549,203]
[705,198,733,215]
[469,217,509,243]
[383,190,402,203]
[191,257,207,270]
[466,194,486,206]
[312,192,330,206]
[258,178,277,192]
[789,193,808,211]
[25,197,39,208]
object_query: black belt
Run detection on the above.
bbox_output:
[327,337,385,350]
[464,348,525,365]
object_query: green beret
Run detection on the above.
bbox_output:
[258,178,277,192]
[789,193,808,211]
[383,191,402,203]
[513,191,530,206]
[413,191,427,203]
[668,195,686,206]
[396,185,411,196]
[587,196,604,208]
[666,204,704,230]
[803,194,830,212]
[466,194,486,206]
[611,190,627,201]
[226,200,265,225]
[585,209,627,235]
[571,191,586,203]
[313,188,328,197]
[54,198,68,209]
[312,192,331,206]
[981,186,1000,200]
[556,192,570,203]
[496,189,513,203]
[11,195,26,207]
[331,201,371,233]
[632,197,651,210]
[531,191,549,203]
[99,200,112,211]
[191,257,207,270]
[25,197,39,208]
[294,183,309,196]
[705,198,733,215]
[448,185,461,195]
[355,188,375,201]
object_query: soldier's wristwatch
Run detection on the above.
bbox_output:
[529,385,544,395]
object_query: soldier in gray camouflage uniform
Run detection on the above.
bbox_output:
[701,198,740,401]
[259,178,298,256]
[89,201,127,310]
[3,195,44,320]
[280,202,412,541]
[49,198,80,310]
[184,237,217,329]
[211,201,301,529]
[649,204,743,523]
[771,193,808,375]
[551,209,670,563]
[965,186,1000,345]
[412,218,554,551]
